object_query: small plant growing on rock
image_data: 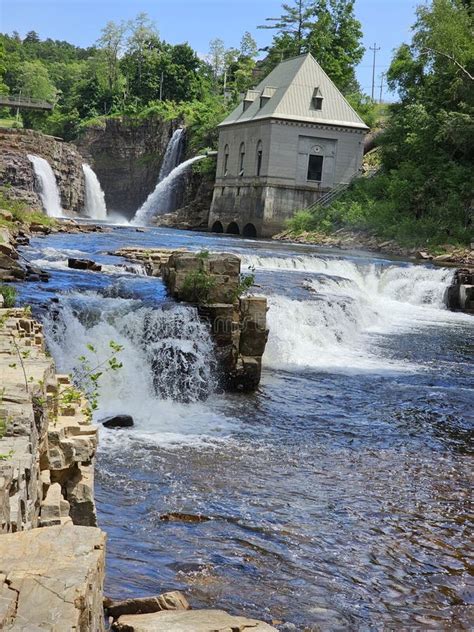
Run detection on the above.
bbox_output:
[181,270,216,304]
[0,285,16,308]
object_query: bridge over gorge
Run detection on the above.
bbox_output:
[0,94,54,111]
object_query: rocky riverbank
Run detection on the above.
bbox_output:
[274,228,474,267]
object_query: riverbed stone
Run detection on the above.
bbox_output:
[0,524,106,631]
[112,609,278,632]
[101,414,134,428]
[106,591,190,619]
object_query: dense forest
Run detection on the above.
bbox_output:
[0,0,472,248]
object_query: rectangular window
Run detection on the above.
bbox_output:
[224,154,229,176]
[307,155,323,182]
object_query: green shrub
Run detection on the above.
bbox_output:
[0,285,16,308]
[181,270,216,304]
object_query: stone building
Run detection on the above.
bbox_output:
[208,53,369,237]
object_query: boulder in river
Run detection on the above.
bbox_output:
[100,414,134,429]
[111,609,278,631]
[68,257,102,272]
[105,591,189,619]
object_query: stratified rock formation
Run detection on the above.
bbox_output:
[0,524,106,631]
[0,308,104,629]
[0,128,86,213]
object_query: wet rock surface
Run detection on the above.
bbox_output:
[444,268,474,313]
[101,414,134,429]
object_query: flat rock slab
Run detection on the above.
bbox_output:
[0,523,106,631]
[113,609,278,632]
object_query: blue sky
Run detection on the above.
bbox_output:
[1,0,420,100]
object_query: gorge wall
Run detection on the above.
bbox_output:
[76,115,181,218]
[0,128,86,214]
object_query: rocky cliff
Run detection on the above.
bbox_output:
[76,116,180,218]
[0,128,86,214]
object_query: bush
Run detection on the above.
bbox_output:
[181,270,216,304]
[0,284,16,308]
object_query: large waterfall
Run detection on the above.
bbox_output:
[27,154,63,217]
[132,128,204,226]
[82,164,107,220]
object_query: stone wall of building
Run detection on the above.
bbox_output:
[0,128,86,214]
[209,118,366,237]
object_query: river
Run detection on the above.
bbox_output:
[15,225,473,631]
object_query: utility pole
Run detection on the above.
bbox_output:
[370,43,381,101]
[379,72,385,104]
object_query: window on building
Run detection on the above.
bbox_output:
[307,155,324,182]
[256,141,263,176]
[312,87,324,111]
[223,145,229,176]
[239,143,245,177]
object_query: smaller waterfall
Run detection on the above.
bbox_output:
[159,128,186,180]
[27,154,63,218]
[132,155,205,226]
[82,164,107,220]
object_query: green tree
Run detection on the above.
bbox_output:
[17,60,57,101]
[259,0,314,56]
[97,20,127,93]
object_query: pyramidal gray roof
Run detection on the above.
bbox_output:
[219,53,369,130]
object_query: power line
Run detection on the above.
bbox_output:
[369,42,381,100]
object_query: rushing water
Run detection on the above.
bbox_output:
[16,226,473,631]
[82,164,107,220]
[132,154,205,226]
[27,154,63,217]
[131,127,189,226]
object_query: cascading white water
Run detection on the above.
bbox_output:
[43,292,228,444]
[27,154,63,217]
[132,155,205,226]
[243,254,459,372]
[82,164,107,220]
[159,128,185,180]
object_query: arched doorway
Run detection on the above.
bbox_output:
[227,221,240,235]
[243,223,257,238]
[211,221,224,233]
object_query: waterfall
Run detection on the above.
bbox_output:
[159,127,186,180]
[242,254,458,372]
[27,154,63,218]
[82,164,107,220]
[44,292,216,408]
[132,156,205,226]
[131,128,205,226]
